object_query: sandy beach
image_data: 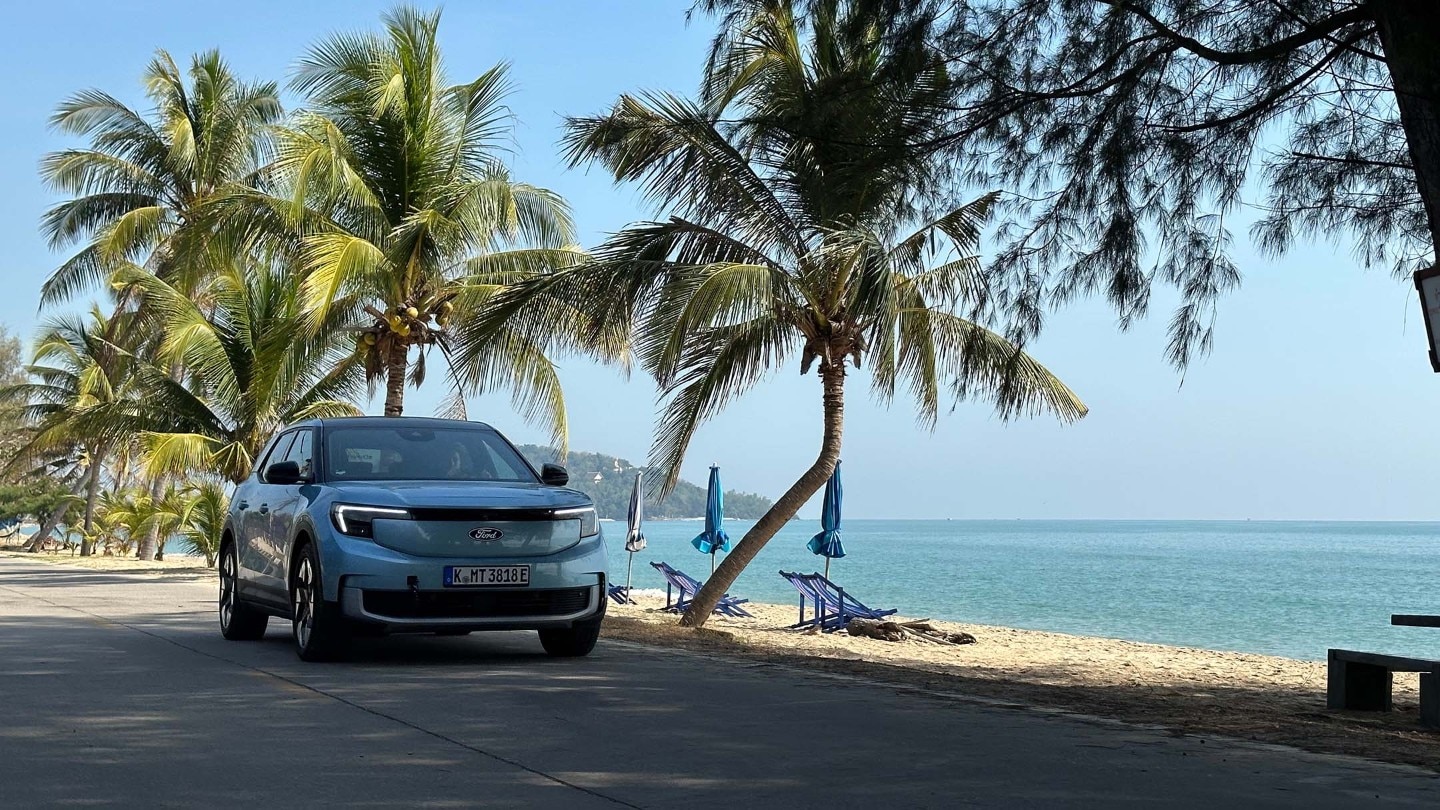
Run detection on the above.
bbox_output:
[601,592,1440,770]
[0,549,217,579]
[8,547,1437,770]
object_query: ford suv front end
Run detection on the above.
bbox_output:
[218,417,607,661]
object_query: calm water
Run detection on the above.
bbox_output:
[603,519,1440,661]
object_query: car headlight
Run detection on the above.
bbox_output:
[554,506,599,538]
[331,504,411,538]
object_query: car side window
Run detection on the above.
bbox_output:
[283,429,314,480]
[259,431,297,483]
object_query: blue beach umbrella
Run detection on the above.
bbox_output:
[692,465,730,573]
[621,472,647,602]
[806,462,844,579]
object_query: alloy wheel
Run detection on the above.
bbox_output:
[219,549,236,631]
[294,555,315,649]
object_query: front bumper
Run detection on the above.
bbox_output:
[321,530,608,632]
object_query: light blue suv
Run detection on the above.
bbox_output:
[218,416,607,661]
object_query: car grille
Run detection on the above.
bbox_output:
[362,587,592,619]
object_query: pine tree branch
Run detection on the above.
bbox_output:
[1094,1,1372,66]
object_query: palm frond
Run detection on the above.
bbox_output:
[649,317,794,495]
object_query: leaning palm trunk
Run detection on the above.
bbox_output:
[682,364,846,627]
[24,501,71,553]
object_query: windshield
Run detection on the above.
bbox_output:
[323,425,538,483]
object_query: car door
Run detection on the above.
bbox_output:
[244,430,296,605]
[265,428,315,594]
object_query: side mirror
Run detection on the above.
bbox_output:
[540,463,569,486]
[266,460,306,485]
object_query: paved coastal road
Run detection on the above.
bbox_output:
[1,556,1436,808]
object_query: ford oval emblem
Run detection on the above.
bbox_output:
[469,527,503,541]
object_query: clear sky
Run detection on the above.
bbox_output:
[1,0,1435,521]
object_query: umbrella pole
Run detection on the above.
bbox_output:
[625,553,634,603]
[824,557,830,580]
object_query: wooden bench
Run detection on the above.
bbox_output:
[1392,614,1440,628]
[1327,649,1440,727]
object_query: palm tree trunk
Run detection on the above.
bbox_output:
[383,339,409,417]
[137,474,166,561]
[680,362,847,628]
[23,501,71,553]
[79,456,103,557]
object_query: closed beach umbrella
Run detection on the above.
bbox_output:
[691,465,730,573]
[622,472,647,602]
[806,461,844,579]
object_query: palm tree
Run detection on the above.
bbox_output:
[39,49,281,305]
[94,486,157,557]
[206,6,583,429]
[6,309,137,556]
[493,0,1087,626]
[40,50,282,560]
[108,261,364,485]
[171,480,229,567]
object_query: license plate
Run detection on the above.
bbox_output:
[444,565,530,587]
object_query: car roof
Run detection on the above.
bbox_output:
[297,416,496,431]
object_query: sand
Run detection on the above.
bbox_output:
[6,549,1437,769]
[602,592,1440,771]
[0,548,216,579]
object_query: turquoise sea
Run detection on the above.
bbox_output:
[603,519,1440,662]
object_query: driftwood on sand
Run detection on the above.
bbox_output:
[847,618,977,646]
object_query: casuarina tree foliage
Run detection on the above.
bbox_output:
[920,0,1439,366]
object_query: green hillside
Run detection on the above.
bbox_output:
[517,445,773,520]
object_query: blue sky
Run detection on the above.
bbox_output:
[1,0,1435,520]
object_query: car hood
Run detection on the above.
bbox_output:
[326,480,592,511]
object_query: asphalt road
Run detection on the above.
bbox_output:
[1,556,1437,808]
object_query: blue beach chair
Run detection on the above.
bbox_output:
[607,583,636,605]
[649,561,753,617]
[779,571,897,631]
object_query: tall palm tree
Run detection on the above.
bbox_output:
[492,0,1087,626]
[108,261,364,485]
[41,50,282,560]
[6,309,138,556]
[39,49,281,305]
[207,6,583,429]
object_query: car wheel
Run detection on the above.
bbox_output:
[219,542,268,641]
[291,542,349,662]
[538,598,605,658]
[538,620,601,657]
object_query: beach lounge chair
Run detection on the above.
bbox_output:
[649,561,753,617]
[779,570,897,631]
[607,583,636,605]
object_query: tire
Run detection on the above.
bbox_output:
[290,542,349,662]
[219,542,268,641]
[538,599,605,658]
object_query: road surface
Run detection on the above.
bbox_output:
[1,555,1436,808]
